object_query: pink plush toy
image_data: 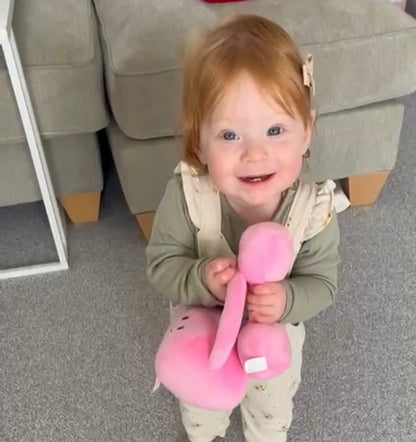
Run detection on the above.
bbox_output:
[154,222,294,410]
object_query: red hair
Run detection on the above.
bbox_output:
[180,14,313,172]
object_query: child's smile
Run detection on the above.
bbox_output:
[238,173,275,184]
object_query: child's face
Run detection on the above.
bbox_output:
[199,72,313,215]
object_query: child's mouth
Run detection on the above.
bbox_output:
[239,174,274,184]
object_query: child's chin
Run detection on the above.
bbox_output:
[242,193,274,208]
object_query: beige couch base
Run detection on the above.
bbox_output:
[0,133,103,207]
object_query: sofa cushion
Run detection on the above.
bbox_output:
[94,0,416,140]
[0,0,108,143]
[304,101,404,183]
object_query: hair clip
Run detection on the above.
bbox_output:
[302,54,315,97]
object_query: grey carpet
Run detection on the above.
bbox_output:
[1,92,416,442]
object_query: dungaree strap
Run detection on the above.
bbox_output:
[284,181,317,258]
[178,162,234,258]
[176,162,333,265]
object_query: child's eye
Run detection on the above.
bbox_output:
[267,126,283,136]
[221,131,239,141]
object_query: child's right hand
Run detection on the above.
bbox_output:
[204,257,237,302]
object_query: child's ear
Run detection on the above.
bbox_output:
[310,109,317,127]
[197,145,207,165]
[302,110,316,155]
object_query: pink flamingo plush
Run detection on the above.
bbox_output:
[154,222,294,410]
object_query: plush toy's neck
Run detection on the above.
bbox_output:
[208,271,247,370]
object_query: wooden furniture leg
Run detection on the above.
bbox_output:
[60,192,101,223]
[341,171,390,207]
[136,211,155,241]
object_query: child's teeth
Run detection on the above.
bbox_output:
[246,176,265,182]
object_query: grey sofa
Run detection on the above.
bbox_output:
[0,0,108,223]
[93,0,416,238]
[3,1,416,232]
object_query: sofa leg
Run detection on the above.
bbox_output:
[136,211,155,241]
[59,192,101,223]
[341,171,390,207]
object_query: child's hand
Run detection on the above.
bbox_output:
[204,257,237,302]
[247,282,287,323]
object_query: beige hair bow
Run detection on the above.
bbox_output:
[302,54,316,97]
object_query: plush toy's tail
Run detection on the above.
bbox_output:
[208,271,247,370]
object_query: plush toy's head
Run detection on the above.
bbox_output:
[238,222,294,284]
[155,305,248,409]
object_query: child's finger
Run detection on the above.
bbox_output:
[213,257,236,273]
[248,309,275,324]
[247,294,275,307]
[250,282,278,295]
[255,313,275,324]
[218,266,236,284]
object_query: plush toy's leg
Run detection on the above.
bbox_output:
[240,323,305,441]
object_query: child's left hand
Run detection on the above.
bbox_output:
[246,282,287,324]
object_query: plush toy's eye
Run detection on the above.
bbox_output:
[181,316,189,320]
[177,326,185,331]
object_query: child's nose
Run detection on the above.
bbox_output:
[241,140,267,162]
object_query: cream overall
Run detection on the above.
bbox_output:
[176,162,333,442]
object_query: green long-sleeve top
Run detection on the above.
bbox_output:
[146,175,340,324]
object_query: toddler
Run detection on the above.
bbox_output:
[146,14,339,442]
